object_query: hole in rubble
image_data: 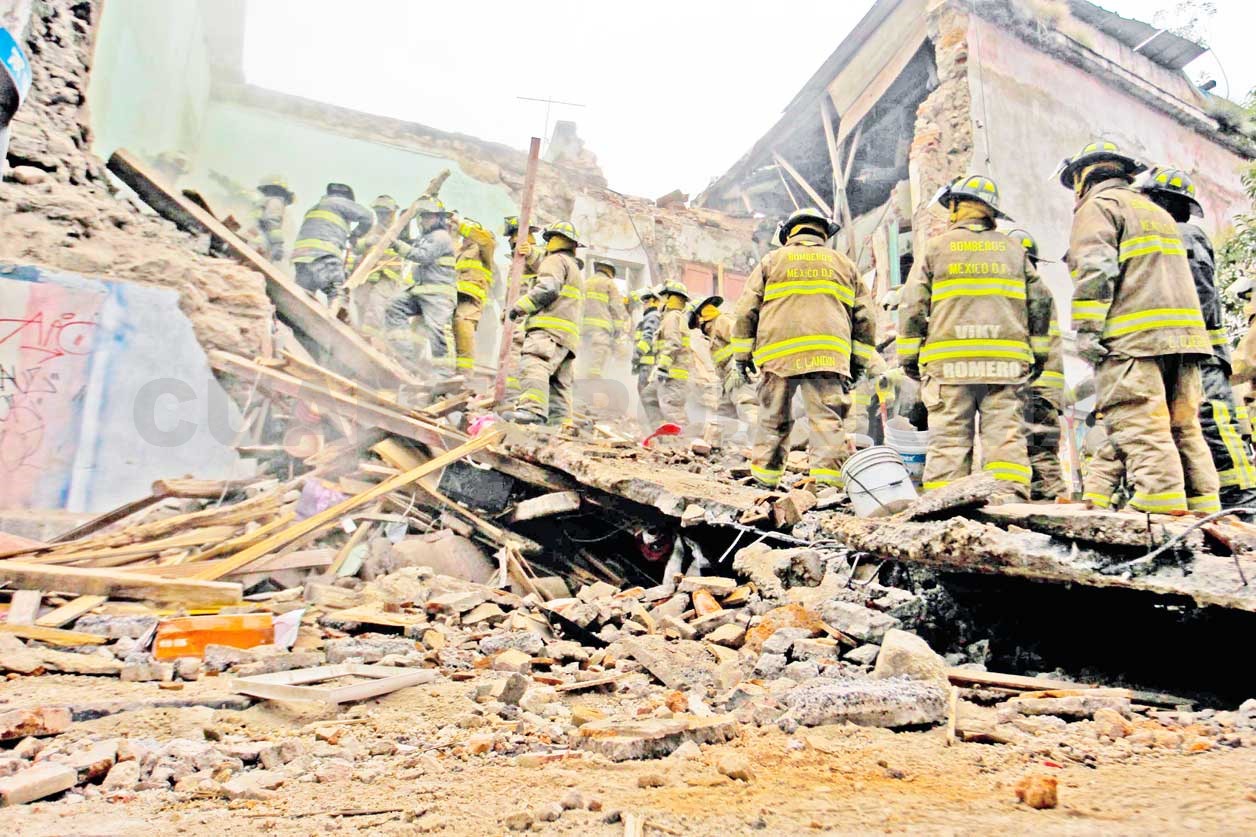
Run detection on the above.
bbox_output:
[885,565,1255,707]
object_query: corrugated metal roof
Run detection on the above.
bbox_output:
[1068,1,1206,70]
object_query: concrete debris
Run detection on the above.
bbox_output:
[779,678,949,730]
[577,715,738,761]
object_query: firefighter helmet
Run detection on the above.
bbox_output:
[635,286,659,304]
[542,220,582,247]
[688,294,724,329]
[416,196,448,216]
[660,280,690,300]
[938,174,1013,220]
[326,182,355,200]
[372,195,399,213]
[1231,274,1254,299]
[593,260,617,277]
[1143,166,1204,217]
[504,215,540,238]
[258,175,295,203]
[777,207,840,245]
[1055,140,1147,189]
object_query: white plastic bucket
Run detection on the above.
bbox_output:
[841,445,919,518]
[885,422,929,483]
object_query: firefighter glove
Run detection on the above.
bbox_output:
[1076,333,1108,366]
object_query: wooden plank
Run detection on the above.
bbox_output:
[771,151,833,217]
[0,623,108,646]
[106,148,414,389]
[947,668,1096,692]
[0,562,242,606]
[6,590,41,625]
[34,595,106,628]
[328,515,377,577]
[49,493,165,544]
[193,431,503,581]
[39,525,242,567]
[181,513,298,564]
[494,137,543,403]
[510,491,581,523]
[149,478,256,499]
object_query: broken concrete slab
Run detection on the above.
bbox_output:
[576,714,738,761]
[817,600,899,644]
[0,707,72,741]
[0,762,78,806]
[614,636,717,690]
[1002,694,1132,721]
[780,678,948,730]
[325,636,419,664]
[873,629,948,689]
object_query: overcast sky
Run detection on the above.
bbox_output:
[242,0,1256,200]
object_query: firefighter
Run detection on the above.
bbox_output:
[451,218,497,375]
[503,216,543,399]
[384,196,457,378]
[1142,167,1256,509]
[347,195,412,340]
[1231,275,1256,419]
[504,221,585,425]
[1006,229,1068,500]
[582,260,629,379]
[898,176,1051,501]
[245,175,295,263]
[291,183,374,305]
[653,281,694,425]
[690,294,758,443]
[733,207,875,489]
[1061,140,1219,513]
[632,287,663,424]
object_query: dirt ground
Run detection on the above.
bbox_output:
[7,676,1254,836]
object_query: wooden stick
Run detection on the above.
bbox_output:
[180,512,297,565]
[0,623,108,646]
[328,515,378,577]
[0,562,242,606]
[192,431,503,581]
[33,595,106,628]
[772,150,833,216]
[494,137,543,404]
[49,493,166,544]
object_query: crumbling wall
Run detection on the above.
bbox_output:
[0,0,269,361]
[908,3,977,242]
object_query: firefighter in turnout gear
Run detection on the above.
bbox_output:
[654,281,694,425]
[691,295,759,443]
[503,216,543,398]
[633,287,664,424]
[347,195,413,339]
[582,260,630,379]
[898,176,1051,501]
[504,221,585,425]
[1062,140,1220,513]
[1142,167,1256,508]
[1007,229,1068,500]
[384,196,458,378]
[733,207,875,489]
[246,175,294,263]
[291,183,374,305]
[452,219,498,374]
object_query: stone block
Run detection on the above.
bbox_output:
[872,630,947,688]
[780,677,947,729]
[577,714,738,761]
[0,763,78,806]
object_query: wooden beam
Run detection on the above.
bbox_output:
[106,148,415,389]
[771,151,833,217]
[343,169,449,292]
[0,563,242,606]
[510,491,581,522]
[150,478,256,499]
[821,97,856,252]
[0,624,108,647]
[775,166,800,210]
[34,595,107,628]
[37,525,241,567]
[495,137,543,404]
[49,493,165,544]
[192,430,503,581]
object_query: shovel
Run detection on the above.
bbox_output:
[642,422,683,448]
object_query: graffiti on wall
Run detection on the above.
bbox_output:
[0,277,102,507]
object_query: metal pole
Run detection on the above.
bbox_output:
[493,137,543,404]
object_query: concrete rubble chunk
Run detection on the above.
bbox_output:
[0,762,78,806]
[233,650,326,677]
[1004,694,1132,721]
[763,627,813,655]
[678,576,737,595]
[873,629,948,689]
[426,590,488,614]
[0,707,72,742]
[62,740,117,781]
[845,644,881,666]
[480,631,545,657]
[615,636,717,690]
[780,677,948,729]
[792,637,839,661]
[577,581,618,602]
[491,648,532,673]
[121,660,175,682]
[577,714,738,761]
[220,769,286,800]
[818,600,899,644]
[706,623,745,648]
[325,636,418,664]
[101,759,141,793]
[73,614,159,639]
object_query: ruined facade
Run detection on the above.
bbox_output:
[698,0,1256,320]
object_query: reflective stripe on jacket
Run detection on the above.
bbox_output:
[582,270,628,337]
[898,219,1050,384]
[1068,180,1210,358]
[732,232,874,379]
[290,196,373,264]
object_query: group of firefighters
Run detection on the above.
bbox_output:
[240,136,1256,516]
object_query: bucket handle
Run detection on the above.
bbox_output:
[843,468,896,515]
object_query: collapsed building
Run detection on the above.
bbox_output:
[1,0,1255,829]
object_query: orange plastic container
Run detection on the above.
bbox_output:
[153,613,274,660]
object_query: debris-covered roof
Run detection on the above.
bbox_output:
[1068,0,1207,70]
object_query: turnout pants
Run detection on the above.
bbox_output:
[1023,387,1066,501]
[1096,355,1220,513]
[581,331,614,379]
[921,380,1030,500]
[1199,358,1256,508]
[294,256,346,303]
[638,366,663,425]
[505,323,527,399]
[384,285,456,377]
[657,374,690,425]
[516,330,575,425]
[752,371,849,489]
[453,295,483,374]
[1083,440,1126,509]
